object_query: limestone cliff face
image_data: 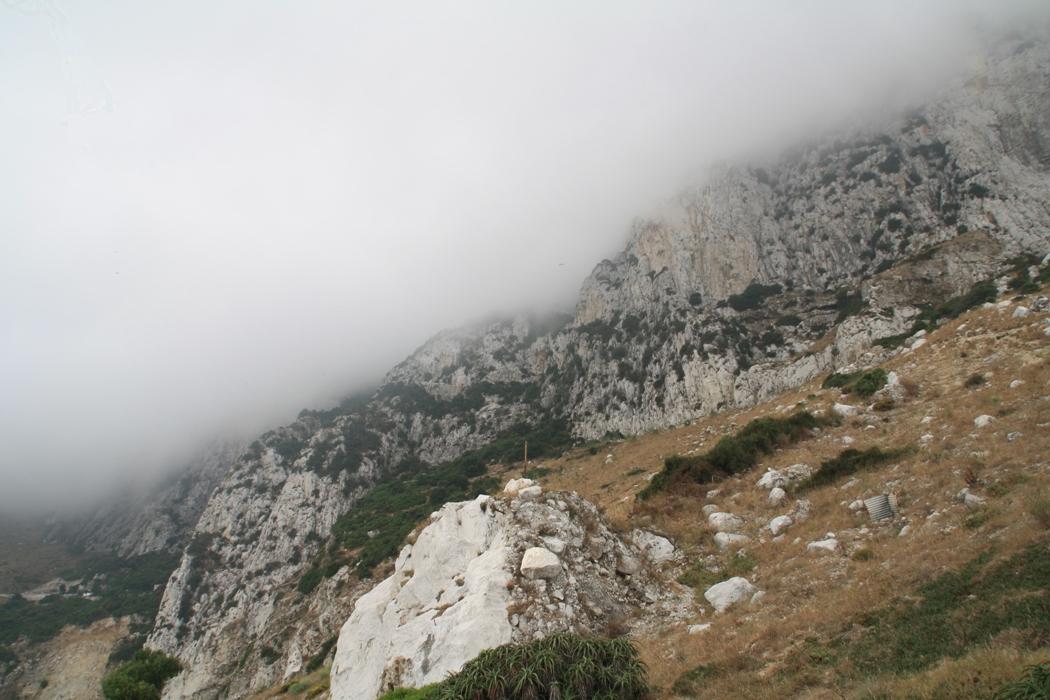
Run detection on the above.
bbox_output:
[150,31,1050,698]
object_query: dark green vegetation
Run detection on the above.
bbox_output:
[0,551,179,662]
[101,649,181,700]
[793,542,1050,683]
[994,662,1050,700]
[727,281,783,311]
[800,447,901,490]
[640,412,824,499]
[376,633,649,700]
[321,419,573,579]
[821,368,887,397]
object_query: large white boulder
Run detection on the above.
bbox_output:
[520,547,561,579]
[330,496,513,700]
[504,478,536,496]
[974,415,995,428]
[833,403,859,418]
[704,577,758,613]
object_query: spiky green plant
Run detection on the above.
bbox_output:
[994,663,1050,700]
[378,634,649,700]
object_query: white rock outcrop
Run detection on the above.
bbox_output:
[768,515,794,536]
[707,512,745,533]
[329,490,686,700]
[330,496,512,700]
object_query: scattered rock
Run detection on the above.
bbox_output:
[769,515,793,536]
[702,504,720,516]
[503,478,536,496]
[910,338,927,351]
[898,524,911,537]
[957,488,986,509]
[842,436,855,446]
[1007,432,1022,442]
[1012,306,1030,319]
[631,531,676,565]
[687,623,712,635]
[1009,380,1025,389]
[807,537,840,554]
[768,487,787,507]
[707,512,745,533]
[833,403,859,418]
[974,415,995,428]
[704,577,758,613]
[713,532,750,550]
[521,547,562,579]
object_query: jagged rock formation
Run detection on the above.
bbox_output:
[329,485,685,700]
[148,31,1050,698]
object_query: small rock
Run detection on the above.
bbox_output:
[768,487,787,506]
[708,512,745,533]
[849,499,865,512]
[687,623,712,635]
[921,416,933,424]
[910,338,927,350]
[704,577,757,613]
[842,436,855,446]
[957,488,985,509]
[713,532,750,550]
[920,433,934,444]
[702,504,720,516]
[1012,306,1030,319]
[1009,380,1024,389]
[785,464,812,481]
[520,547,561,579]
[503,478,536,496]
[807,538,840,554]
[898,525,911,537]
[1007,431,1022,442]
[632,531,675,564]
[750,590,766,606]
[757,469,786,490]
[518,485,543,500]
[541,536,567,554]
[769,515,794,536]
[833,403,859,417]
[974,415,995,429]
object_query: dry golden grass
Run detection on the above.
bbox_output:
[532,286,1050,699]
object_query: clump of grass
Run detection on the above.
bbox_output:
[640,411,825,498]
[677,562,723,592]
[379,634,649,700]
[965,373,987,389]
[994,662,1050,699]
[964,507,998,530]
[1026,495,1050,530]
[852,547,874,562]
[800,447,901,490]
[822,368,887,397]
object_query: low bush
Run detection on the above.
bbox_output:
[640,412,823,498]
[376,634,648,700]
[822,368,887,397]
[727,281,783,311]
[101,649,181,700]
[801,447,900,490]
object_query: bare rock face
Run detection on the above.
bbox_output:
[328,490,686,700]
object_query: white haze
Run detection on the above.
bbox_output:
[1,0,1047,513]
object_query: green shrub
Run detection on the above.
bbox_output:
[384,634,648,700]
[101,649,181,700]
[727,282,782,311]
[640,412,822,498]
[994,662,1050,699]
[965,373,987,389]
[822,368,887,397]
[297,568,323,595]
[672,664,719,697]
[331,420,573,577]
[305,636,337,673]
[801,447,900,490]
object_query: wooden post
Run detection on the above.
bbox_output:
[522,440,528,479]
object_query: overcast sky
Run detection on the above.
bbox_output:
[1,1,1047,512]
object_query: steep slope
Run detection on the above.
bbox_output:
[148,31,1050,698]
